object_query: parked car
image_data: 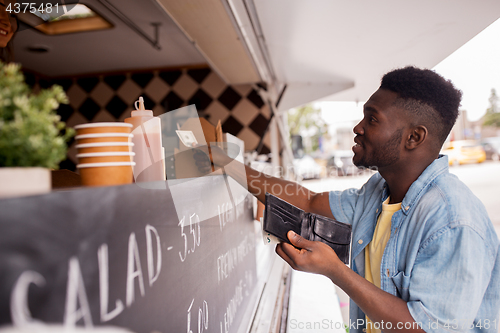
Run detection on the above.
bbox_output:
[326,150,361,176]
[440,140,486,165]
[293,155,321,179]
[480,137,500,161]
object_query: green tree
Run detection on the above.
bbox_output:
[288,104,327,153]
[483,88,500,127]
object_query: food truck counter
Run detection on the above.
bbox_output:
[0,175,290,332]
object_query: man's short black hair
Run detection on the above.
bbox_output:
[380,66,462,148]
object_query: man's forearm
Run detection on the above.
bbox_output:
[221,160,332,217]
[223,161,312,204]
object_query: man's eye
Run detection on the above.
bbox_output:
[370,116,376,122]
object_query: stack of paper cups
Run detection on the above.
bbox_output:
[74,122,135,186]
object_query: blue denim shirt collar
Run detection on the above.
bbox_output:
[381,155,449,215]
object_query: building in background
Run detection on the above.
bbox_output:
[449,110,500,142]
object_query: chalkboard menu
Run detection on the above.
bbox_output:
[0,175,257,332]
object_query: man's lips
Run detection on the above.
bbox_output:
[352,137,363,152]
[0,29,8,36]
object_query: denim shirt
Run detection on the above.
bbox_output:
[329,156,500,332]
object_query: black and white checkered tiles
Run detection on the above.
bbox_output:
[25,67,272,170]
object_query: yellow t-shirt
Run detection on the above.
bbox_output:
[365,197,401,333]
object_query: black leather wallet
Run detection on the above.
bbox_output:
[263,193,352,264]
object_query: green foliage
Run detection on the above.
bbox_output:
[0,62,74,168]
[483,88,500,127]
[288,104,327,153]
[483,113,500,127]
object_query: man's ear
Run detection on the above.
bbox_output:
[406,125,427,150]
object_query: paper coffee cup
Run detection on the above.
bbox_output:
[77,152,135,164]
[76,142,134,154]
[75,133,133,144]
[74,122,132,135]
[77,162,136,187]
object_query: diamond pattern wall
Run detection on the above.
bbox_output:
[25,67,272,171]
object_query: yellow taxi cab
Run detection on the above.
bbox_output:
[440,140,486,165]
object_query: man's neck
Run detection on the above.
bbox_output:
[379,155,437,204]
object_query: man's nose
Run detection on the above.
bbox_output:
[353,121,364,135]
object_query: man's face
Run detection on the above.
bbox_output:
[0,0,17,48]
[352,89,409,169]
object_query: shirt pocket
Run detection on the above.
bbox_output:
[391,271,410,300]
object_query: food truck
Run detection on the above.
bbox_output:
[1,0,499,331]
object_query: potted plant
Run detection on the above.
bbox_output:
[0,61,74,198]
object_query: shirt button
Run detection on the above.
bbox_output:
[386,269,390,277]
[358,239,363,245]
[405,206,410,211]
[376,208,379,213]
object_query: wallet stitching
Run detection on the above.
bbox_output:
[271,202,301,213]
[270,212,298,225]
[314,219,352,245]
[271,206,299,219]
[314,232,351,245]
[271,205,301,221]
[315,216,351,230]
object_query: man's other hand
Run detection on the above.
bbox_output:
[192,144,235,174]
[193,145,213,174]
[276,230,342,278]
